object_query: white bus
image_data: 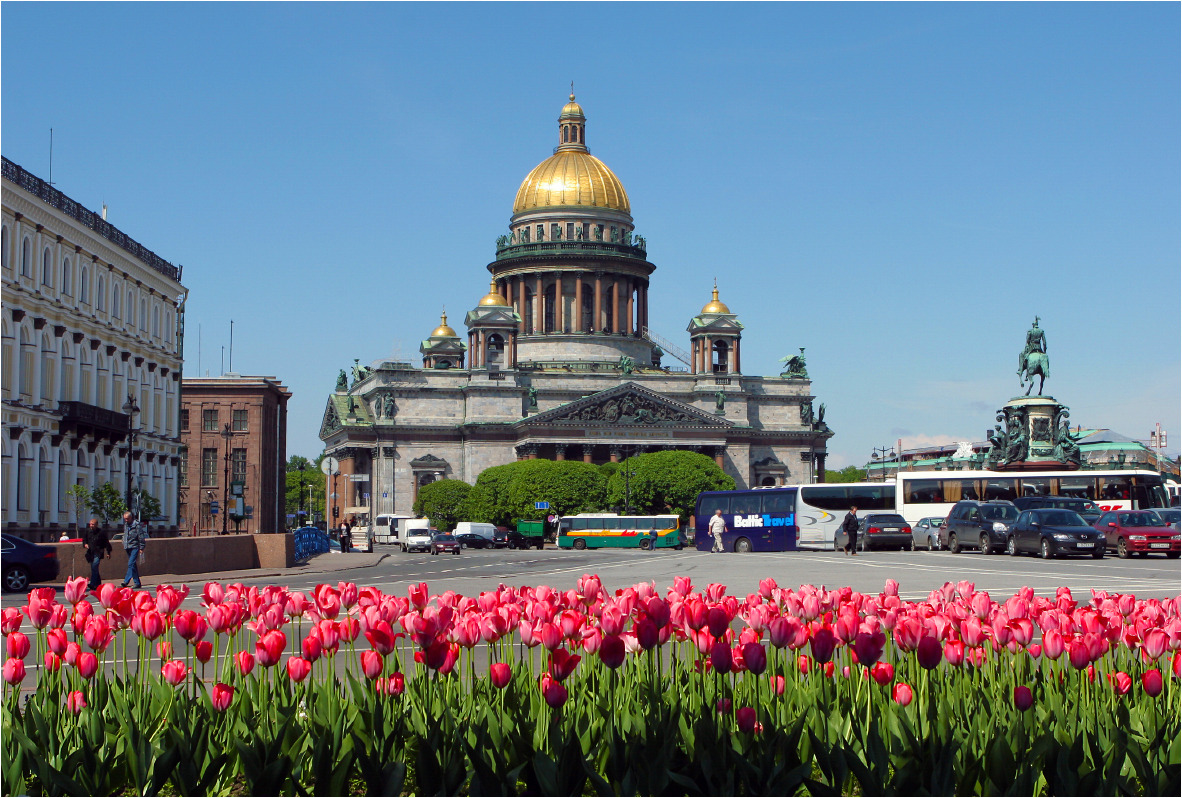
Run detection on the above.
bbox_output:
[794,482,896,546]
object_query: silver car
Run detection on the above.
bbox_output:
[913,517,945,550]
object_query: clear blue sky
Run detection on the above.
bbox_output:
[4,2,1178,468]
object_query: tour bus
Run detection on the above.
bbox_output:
[694,488,800,553]
[558,514,682,550]
[795,482,896,545]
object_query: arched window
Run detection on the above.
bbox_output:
[563,125,569,143]
[163,310,172,343]
[59,341,75,402]
[112,282,121,318]
[21,237,31,277]
[543,283,556,333]
[712,340,730,373]
[39,334,55,404]
[140,298,147,331]
[151,305,160,337]
[18,327,33,400]
[96,275,105,311]
[41,247,53,286]
[17,442,31,511]
[127,290,135,325]
[80,266,89,304]
[523,287,535,334]
[1,226,9,271]
[486,334,505,368]
[62,257,72,295]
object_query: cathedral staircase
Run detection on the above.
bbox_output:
[640,327,693,369]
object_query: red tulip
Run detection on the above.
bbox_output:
[1110,671,1132,696]
[409,582,429,610]
[742,642,767,675]
[66,690,87,714]
[162,660,190,686]
[76,651,98,680]
[255,629,286,667]
[1141,670,1163,697]
[156,641,173,661]
[140,610,165,641]
[302,634,323,663]
[540,673,568,709]
[736,706,759,733]
[210,683,235,712]
[3,658,25,685]
[6,632,30,660]
[916,636,942,669]
[235,651,256,676]
[943,640,965,666]
[1042,630,1065,660]
[539,622,563,651]
[375,671,405,696]
[1068,641,1091,670]
[2,607,23,634]
[797,654,811,674]
[871,662,895,685]
[174,610,208,643]
[286,656,312,682]
[823,661,835,678]
[892,683,914,706]
[44,652,61,672]
[195,640,213,664]
[1013,685,1034,711]
[599,634,626,669]
[549,649,581,681]
[1173,651,1180,679]
[360,650,384,680]
[685,599,709,632]
[710,641,733,675]
[810,627,837,664]
[83,616,112,652]
[770,674,785,695]
[489,662,512,689]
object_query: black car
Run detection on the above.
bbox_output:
[942,500,1019,555]
[2,534,61,592]
[1012,496,1102,525]
[492,528,510,548]
[454,533,491,549]
[507,529,545,550]
[835,514,912,551]
[1007,509,1106,559]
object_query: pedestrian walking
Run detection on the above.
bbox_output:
[82,518,112,591]
[842,505,860,556]
[709,509,727,553]
[339,520,351,553]
[120,511,148,588]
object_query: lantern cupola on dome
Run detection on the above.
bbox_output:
[420,309,466,370]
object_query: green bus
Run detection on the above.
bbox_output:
[558,514,683,550]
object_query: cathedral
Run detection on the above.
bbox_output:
[319,95,833,519]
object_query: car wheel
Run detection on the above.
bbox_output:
[909,537,916,552]
[1167,551,1180,559]
[1091,547,1105,559]
[949,533,960,554]
[2,565,29,593]
[453,550,460,555]
[1007,536,1018,556]
[1117,538,1129,559]
[734,537,752,553]
[1040,539,1054,560]
[979,534,992,556]
[572,539,587,550]
[929,535,939,551]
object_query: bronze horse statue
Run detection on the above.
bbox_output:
[1019,352,1049,396]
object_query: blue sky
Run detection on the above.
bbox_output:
[4,2,1178,467]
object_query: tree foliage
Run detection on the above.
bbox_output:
[606,450,735,519]
[825,466,868,483]
[130,489,162,522]
[467,460,607,527]
[286,454,326,524]
[65,484,90,533]
[87,482,127,527]
[412,479,473,532]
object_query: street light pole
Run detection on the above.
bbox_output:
[871,446,895,482]
[121,394,140,517]
[220,422,233,535]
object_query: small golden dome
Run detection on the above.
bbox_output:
[560,94,584,118]
[478,280,509,307]
[431,311,458,338]
[702,285,731,314]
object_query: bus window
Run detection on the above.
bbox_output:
[983,478,1019,501]
[698,494,730,515]
[657,517,678,530]
[1099,476,1131,501]
[1059,477,1097,500]
[1021,477,1052,497]
[799,485,848,511]
[907,480,944,504]
[941,479,978,502]
[848,484,893,511]
[761,490,795,514]
[730,492,763,515]
[1130,479,1164,509]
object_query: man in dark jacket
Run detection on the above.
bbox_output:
[842,506,860,556]
[82,518,112,591]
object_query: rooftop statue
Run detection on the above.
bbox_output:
[1018,317,1049,396]
[335,370,348,393]
[780,348,808,379]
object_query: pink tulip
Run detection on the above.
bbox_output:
[44,652,62,672]
[286,656,312,682]
[685,599,709,631]
[3,658,25,685]
[359,650,384,680]
[883,579,900,598]
[892,683,913,706]
[64,642,81,666]
[302,635,323,663]
[769,674,785,695]
[76,651,98,680]
[195,640,213,664]
[540,673,568,709]
[1068,640,1091,670]
[1013,685,1034,711]
[140,610,165,641]
[375,671,405,696]
[235,651,256,676]
[1141,670,1163,697]
[83,616,112,652]
[1,607,22,634]
[1142,628,1169,660]
[539,622,563,651]
[599,634,626,669]
[64,577,89,605]
[157,641,174,661]
[162,660,190,686]
[174,610,208,643]
[66,690,87,714]
[6,632,30,660]
[797,654,811,674]
[25,589,55,629]
[489,662,512,689]
[210,683,235,712]
[1042,629,1065,660]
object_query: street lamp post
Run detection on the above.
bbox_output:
[622,449,637,514]
[220,422,233,535]
[871,446,895,482]
[121,394,140,516]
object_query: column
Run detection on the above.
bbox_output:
[582,444,594,464]
[639,283,648,332]
[734,339,741,374]
[28,448,41,526]
[714,446,726,470]
[5,448,18,523]
[625,279,634,335]
[815,453,827,483]
[593,273,602,332]
[574,275,583,332]
[554,444,567,461]
[535,274,543,332]
[609,446,621,463]
[609,279,618,333]
[516,278,526,334]
[555,272,564,332]
[510,333,518,367]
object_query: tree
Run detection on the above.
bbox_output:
[465,463,517,527]
[65,484,90,534]
[286,454,326,524]
[467,460,607,527]
[87,482,126,528]
[825,466,868,483]
[606,450,735,519]
[130,488,162,522]
[413,479,473,532]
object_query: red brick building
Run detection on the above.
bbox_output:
[178,375,290,534]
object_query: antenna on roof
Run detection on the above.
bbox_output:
[229,319,234,374]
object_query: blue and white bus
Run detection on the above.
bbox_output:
[694,487,799,553]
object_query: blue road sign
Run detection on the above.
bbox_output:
[535,501,550,510]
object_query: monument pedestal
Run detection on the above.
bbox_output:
[987,395,1080,470]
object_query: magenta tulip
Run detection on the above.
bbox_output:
[599,634,626,669]
[162,660,190,686]
[6,632,30,660]
[1013,685,1034,711]
[742,642,768,675]
[1142,628,1169,660]
[710,641,733,674]
[541,674,568,709]
[1141,670,1163,697]
[1110,671,1132,696]
[360,650,384,680]
[853,631,886,668]
[916,636,942,670]
[707,607,730,638]
[76,651,98,680]
[810,627,837,664]
[210,682,235,712]
[286,656,312,683]
[3,658,25,685]
[195,640,213,664]
[235,651,256,676]
[736,706,759,733]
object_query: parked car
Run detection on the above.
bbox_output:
[1157,508,1181,531]
[912,517,945,550]
[942,500,1019,554]
[429,533,461,556]
[1007,509,1106,559]
[454,532,491,549]
[492,527,510,548]
[1094,511,1180,559]
[1,534,61,592]
[835,514,911,551]
[1013,496,1102,525]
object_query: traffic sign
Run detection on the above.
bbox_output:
[535,501,550,510]
[321,456,340,476]
[210,500,219,513]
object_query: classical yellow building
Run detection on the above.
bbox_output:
[320,96,832,518]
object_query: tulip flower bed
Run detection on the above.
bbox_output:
[3,576,1179,796]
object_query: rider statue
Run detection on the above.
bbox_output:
[1018,316,1047,375]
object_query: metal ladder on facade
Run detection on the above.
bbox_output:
[640,327,693,369]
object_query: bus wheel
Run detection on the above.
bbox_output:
[572,539,587,550]
[734,537,752,554]
[639,539,651,550]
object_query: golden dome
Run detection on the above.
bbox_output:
[701,285,731,314]
[478,280,509,307]
[431,311,458,338]
[512,94,630,215]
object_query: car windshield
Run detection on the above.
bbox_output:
[981,505,1018,521]
[867,515,906,524]
[434,535,457,542]
[1041,510,1088,527]
[1119,512,1166,527]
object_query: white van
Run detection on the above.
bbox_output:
[453,522,497,545]
[397,518,434,553]
[373,514,412,545]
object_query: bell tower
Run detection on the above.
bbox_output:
[688,283,743,375]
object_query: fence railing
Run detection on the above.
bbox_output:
[293,526,330,562]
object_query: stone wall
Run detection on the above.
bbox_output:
[52,533,294,582]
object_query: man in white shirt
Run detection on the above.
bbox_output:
[709,509,727,553]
